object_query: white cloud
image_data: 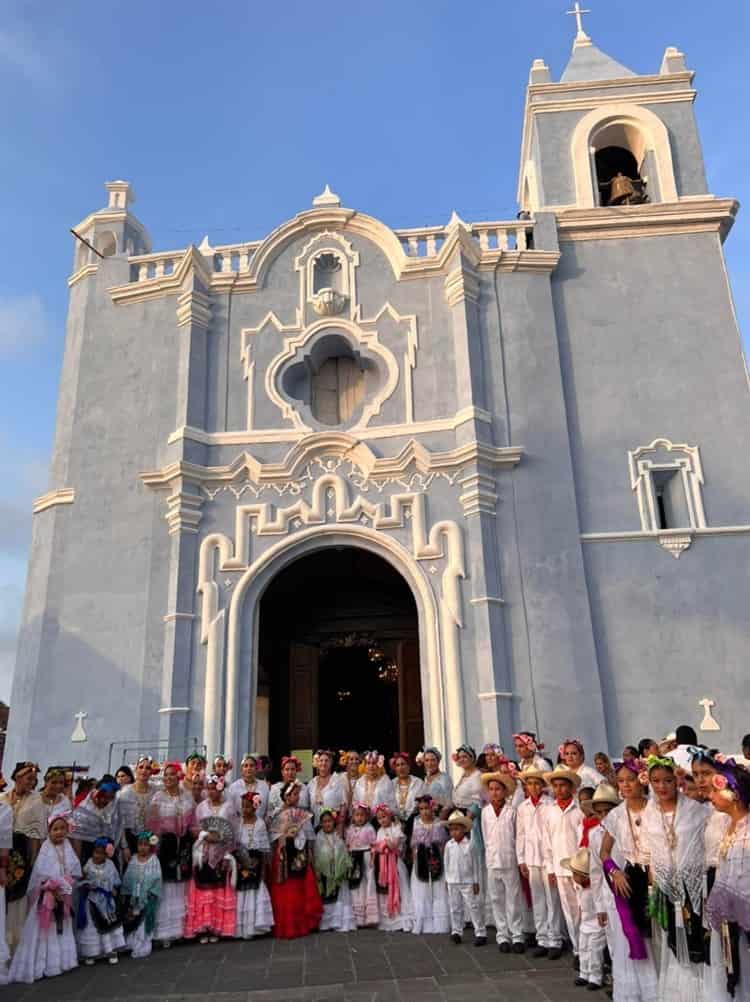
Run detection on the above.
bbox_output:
[0,294,49,359]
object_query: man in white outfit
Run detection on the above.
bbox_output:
[517,768,564,959]
[542,765,583,959]
[442,810,487,947]
[481,772,525,953]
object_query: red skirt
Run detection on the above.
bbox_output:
[270,852,322,939]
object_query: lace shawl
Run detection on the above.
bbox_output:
[238,818,270,853]
[28,837,81,904]
[642,794,708,913]
[707,814,750,933]
[118,784,155,833]
[346,823,376,851]
[411,818,448,850]
[121,854,162,908]
[422,771,453,806]
[71,793,124,846]
[146,790,195,837]
[313,831,351,891]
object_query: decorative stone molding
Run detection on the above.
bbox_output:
[295,231,358,323]
[445,266,480,307]
[628,438,706,533]
[457,471,499,516]
[165,491,204,535]
[557,198,738,243]
[311,288,347,316]
[67,264,98,288]
[176,286,211,330]
[657,532,692,559]
[477,690,513,701]
[33,488,75,514]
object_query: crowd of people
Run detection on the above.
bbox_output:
[0,725,748,1002]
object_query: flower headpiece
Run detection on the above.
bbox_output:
[137,829,160,848]
[241,791,263,810]
[206,773,225,792]
[48,808,72,830]
[711,758,750,807]
[646,754,676,772]
[12,761,40,781]
[389,751,410,770]
[513,732,544,752]
[281,756,303,772]
[482,743,504,756]
[163,760,185,780]
[314,749,335,766]
[319,807,338,821]
[614,758,645,778]
[415,793,434,805]
[351,801,371,817]
[415,746,442,767]
[374,803,393,818]
[451,744,476,764]
[241,754,258,767]
[136,756,161,776]
[44,767,66,783]
[185,752,207,766]
[363,750,385,768]
[559,738,584,758]
[687,746,716,766]
[213,755,233,772]
[339,750,359,767]
[94,837,115,858]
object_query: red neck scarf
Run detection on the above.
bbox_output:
[580,816,600,847]
[556,797,573,811]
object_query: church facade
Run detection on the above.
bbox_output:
[8,26,749,774]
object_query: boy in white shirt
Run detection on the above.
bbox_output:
[441,810,486,947]
[516,768,563,959]
[542,765,583,961]
[481,772,525,953]
[561,848,607,990]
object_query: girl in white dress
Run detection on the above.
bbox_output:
[77,838,126,964]
[234,792,274,939]
[353,751,396,815]
[196,774,239,832]
[410,794,450,934]
[314,808,356,932]
[345,803,379,927]
[371,804,414,931]
[640,755,709,1002]
[229,755,270,821]
[120,831,162,958]
[307,750,347,829]
[9,811,81,985]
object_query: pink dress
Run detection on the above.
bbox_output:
[345,823,379,927]
[184,835,237,939]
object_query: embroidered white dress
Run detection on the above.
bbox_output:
[409,818,450,934]
[422,771,453,810]
[392,776,425,824]
[351,775,396,815]
[372,822,414,932]
[9,838,81,984]
[345,823,378,927]
[707,814,750,1002]
[314,830,356,932]
[147,789,196,943]
[307,774,348,827]
[235,819,274,939]
[228,779,270,821]
[77,857,127,959]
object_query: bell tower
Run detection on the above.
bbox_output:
[517,7,709,212]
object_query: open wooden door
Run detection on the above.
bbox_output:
[289,643,319,750]
[398,639,424,754]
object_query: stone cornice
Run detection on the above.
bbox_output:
[33,488,75,514]
[140,435,523,492]
[556,197,738,243]
[67,264,99,288]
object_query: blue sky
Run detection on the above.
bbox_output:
[1,0,748,702]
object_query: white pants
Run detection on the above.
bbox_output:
[556,874,580,954]
[580,920,607,986]
[528,865,563,949]
[487,867,524,944]
[447,883,486,938]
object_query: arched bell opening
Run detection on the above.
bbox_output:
[592,122,650,206]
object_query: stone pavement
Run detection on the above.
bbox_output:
[8,931,595,1002]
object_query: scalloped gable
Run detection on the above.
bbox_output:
[561,43,636,83]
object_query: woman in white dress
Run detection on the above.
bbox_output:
[0,762,44,950]
[307,750,348,829]
[9,810,81,985]
[705,758,750,1002]
[353,751,396,816]
[599,758,659,1002]
[559,739,604,789]
[416,748,453,815]
[640,755,709,1002]
[146,762,197,947]
[118,756,158,857]
[513,732,553,774]
[269,757,310,819]
[229,756,270,821]
[410,794,450,933]
[390,753,425,826]
[339,751,361,813]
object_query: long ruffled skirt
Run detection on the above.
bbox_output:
[77,911,126,959]
[320,883,356,933]
[654,924,704,1002]
[270,869,322,940]
[235,885,274,939]
[153,882,187,942]
[184,881,237,939]
[9,911,78,985]
[350,858,379,928]
[410,872,450,934]
[125,920,153,959]
[376,859,414,932]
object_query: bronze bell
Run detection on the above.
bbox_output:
[608,172,637,205]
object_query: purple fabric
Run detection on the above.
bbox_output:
[707,882,750,933]
[603,867,648,960]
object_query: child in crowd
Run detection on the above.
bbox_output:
[120,831,163,958]
[77,837,126,965]
[371,804,413,931]
[543,765,584,960]
[9,811,82,984]
[516,768,562,959]
[314,808,355,932]
[184,817,237,943]
[410,794,449,934]
[442,810,486,946]
[234,792,273,940]
[562,848,606,990]
[345,803,378,927]
[481,772,525,953]
[585,785,620,984]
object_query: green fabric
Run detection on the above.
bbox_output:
[313,834,352,898]
[648,885,670,932]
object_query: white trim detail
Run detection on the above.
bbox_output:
[33,488,75,514]
[477,690,514,701]
[581,527,750,542]
[163,612,196,623]
[469,596,506,606]
[628,438,706,533]
[196,478,467,763]
[158,706,191,714]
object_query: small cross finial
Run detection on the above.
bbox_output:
[566,2,591,45]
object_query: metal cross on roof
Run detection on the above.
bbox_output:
[566,1,591,41]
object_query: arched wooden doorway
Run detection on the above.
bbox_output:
[258,546,423,764]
